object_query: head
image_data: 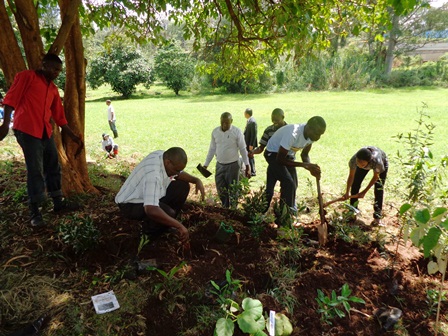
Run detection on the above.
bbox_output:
[304,116,326,142]
[244,108,253,119]
[355,147,372,168]
[102,133,109,140]
[220,112,233,132]
[163,147,188,177]
[106,100,111,106]
[41,53,63,82]
[271,108,285,127]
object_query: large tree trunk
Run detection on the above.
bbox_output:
[0,0,96,195]
[12,0,45,69]
[57,0,97,195]
[0,0,27,84]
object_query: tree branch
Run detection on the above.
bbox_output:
[49,0,82,55]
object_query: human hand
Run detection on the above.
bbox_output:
[306,163,321,179]
[245,166,251,178]
[248,150,254,158]
[351,192,366,199]
[195,178,205,201]
[178,225,189,243]
[0,124,9,141]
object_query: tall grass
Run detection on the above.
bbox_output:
[85,84,448,210]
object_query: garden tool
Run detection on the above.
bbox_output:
[323,194,358,208]
[196,163,212,178]
[316,177,328,246]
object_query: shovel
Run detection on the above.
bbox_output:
[316,177,328,246]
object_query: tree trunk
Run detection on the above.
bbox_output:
[385,12,400,76]
[12,0,45,69]
[57,0,98,195]
[0,0,27,85]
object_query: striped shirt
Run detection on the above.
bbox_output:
[259,122,287,146]
[115,150,172,206]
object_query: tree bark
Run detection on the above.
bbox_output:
[385,12,400,76]
[0,0,26,85]
[12,0,44,69]
[57,0,98,195]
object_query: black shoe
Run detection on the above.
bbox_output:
[54,199,81,213]
[31,214,46,227]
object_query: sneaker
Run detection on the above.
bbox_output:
[31,214,46,227]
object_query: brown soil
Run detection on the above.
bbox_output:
[1,160,447,336]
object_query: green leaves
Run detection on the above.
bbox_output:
[316,284,365,324]
[214,297,292,336]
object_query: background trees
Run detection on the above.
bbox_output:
[153,43,195,95]
[0,0,440,194]
[88,43,153,98]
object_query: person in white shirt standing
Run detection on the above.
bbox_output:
[203,112,251,208]
[106,99,118,138]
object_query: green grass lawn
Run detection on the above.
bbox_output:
[84,84,448,208]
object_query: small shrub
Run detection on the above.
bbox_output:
[58,214,100,254]
[316,283,365,325]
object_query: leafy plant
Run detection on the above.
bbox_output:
[394,106,447,206]
[316,283,365,325]
[58,214,100,254]
[228,177,251,210]
[214,297,292,336]
[137,234,150,256]
[273,200,294,227]
[209,269,242,305]
[147,262,189,314]
[425,288,447,318]
[400,206,448,330]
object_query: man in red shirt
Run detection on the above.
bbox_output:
[0,53,83,227]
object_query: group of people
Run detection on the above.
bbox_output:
[0,52,388,243]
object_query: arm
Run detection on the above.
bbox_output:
[61,124,84,157]
[352,171,380,199]
[343,168,356,199]
[203,131,217,168]
[177,171,205,201]
[0,105,13,141]
[276,146,321,179]
[249,144,265,157]
[144,205,189,242]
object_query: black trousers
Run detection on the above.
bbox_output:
[350,160,388,219]
[118,180,190,232]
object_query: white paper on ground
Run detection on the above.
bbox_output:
[91,290,120,314]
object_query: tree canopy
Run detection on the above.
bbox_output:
[0,0,422,193]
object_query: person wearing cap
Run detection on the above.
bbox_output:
[116,147,205,243]
[106,100,118,138]
[101,133,119,158]
[264,116,326,214]
[342,146,388,226]
[203,112,251,208]
[243,108,258,176]
[0,53,83,227]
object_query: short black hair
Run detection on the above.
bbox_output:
[221,112,232,120]
[164,147,187,165]
[307,116,326,131]
[271,108,284,118]
[43,53,62,65]
[245,108,253,116]
[356,147,372,161]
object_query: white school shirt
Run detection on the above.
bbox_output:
[115,150,172,206]
[204,125,249,166]
[266,123,313,158]
[107,104,116,121]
